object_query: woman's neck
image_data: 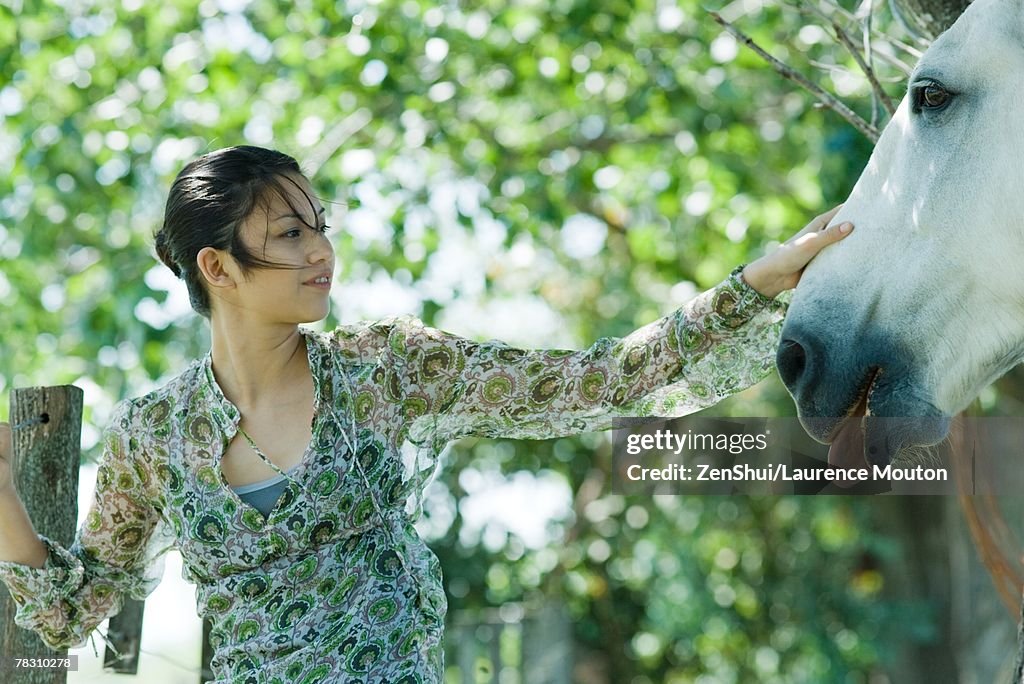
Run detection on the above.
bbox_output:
[207,315,308,412]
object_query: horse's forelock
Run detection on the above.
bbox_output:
[945,0,1023,45]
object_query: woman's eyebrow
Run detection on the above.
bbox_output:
[275,207,326,221]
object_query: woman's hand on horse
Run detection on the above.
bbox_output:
[741,204,853,299]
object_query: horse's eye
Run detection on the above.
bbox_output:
[914,82,953,113]
[922,85,950,108]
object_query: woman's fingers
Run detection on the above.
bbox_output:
[785,203,845,243]
[817,218,853,243]
[813,203,844,230]
[793,217,853,252]
[813,219,853,242]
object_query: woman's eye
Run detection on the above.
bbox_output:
[283,225,330,237]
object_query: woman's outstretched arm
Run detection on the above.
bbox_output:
[367,208,853,447]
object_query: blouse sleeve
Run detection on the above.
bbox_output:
[0,399,173,650]
[387,265,789,448]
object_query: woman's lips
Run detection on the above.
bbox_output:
[304,272,332,289]
[304,280,331,290]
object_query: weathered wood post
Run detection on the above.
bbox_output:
[522,600,572,684]
[0,386,83,683]
[103,598,145,673]
[201,616,215,682]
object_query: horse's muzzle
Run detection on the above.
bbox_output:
[776,319,949,465]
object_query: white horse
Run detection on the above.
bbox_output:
[777,0,1024,467]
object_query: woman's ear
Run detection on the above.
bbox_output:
[196,247,237,291]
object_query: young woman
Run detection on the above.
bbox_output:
[0,145,852,683]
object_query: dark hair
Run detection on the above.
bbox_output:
[154,145,322,318]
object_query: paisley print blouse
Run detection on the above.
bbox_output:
[0,267,786,683]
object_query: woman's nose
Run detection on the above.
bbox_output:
[308,236,334,264]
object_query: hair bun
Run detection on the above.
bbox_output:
[154,230,182,278]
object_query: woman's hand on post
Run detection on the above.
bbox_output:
[0,422,47,568]
[0,422,12,493]
[741,204,853,299]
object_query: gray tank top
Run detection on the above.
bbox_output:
[231,463,301,517]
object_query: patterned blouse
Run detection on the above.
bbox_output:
[0,267,786,683]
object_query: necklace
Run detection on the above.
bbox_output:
[231,423,311,525]
[235,424,294,480]
[234,421,303,485]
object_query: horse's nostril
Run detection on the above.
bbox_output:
[776,338,807,391]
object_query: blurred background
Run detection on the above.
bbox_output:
[2,0,1022,682]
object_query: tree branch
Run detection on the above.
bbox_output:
[813,0,925,59]
[708,10,880,143]
[862,0,881,126]
[796,0,897,120]
[302,107,373,177]
[833,21,897,116]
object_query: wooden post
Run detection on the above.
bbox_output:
[456,623,475,684]
[522,600,572,684]
[103,598,144,673]
[1014,591,1024,683]
[0,386,83,684]
[201,616,215,683]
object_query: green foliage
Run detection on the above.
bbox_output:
[0,0,945,680]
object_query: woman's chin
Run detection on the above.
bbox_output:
[301,302,331,323]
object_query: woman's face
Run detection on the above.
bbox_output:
[227,172,336,324]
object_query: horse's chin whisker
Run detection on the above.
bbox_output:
[888,434,951,469]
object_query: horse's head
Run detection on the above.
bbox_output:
[778,0,1024,466]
